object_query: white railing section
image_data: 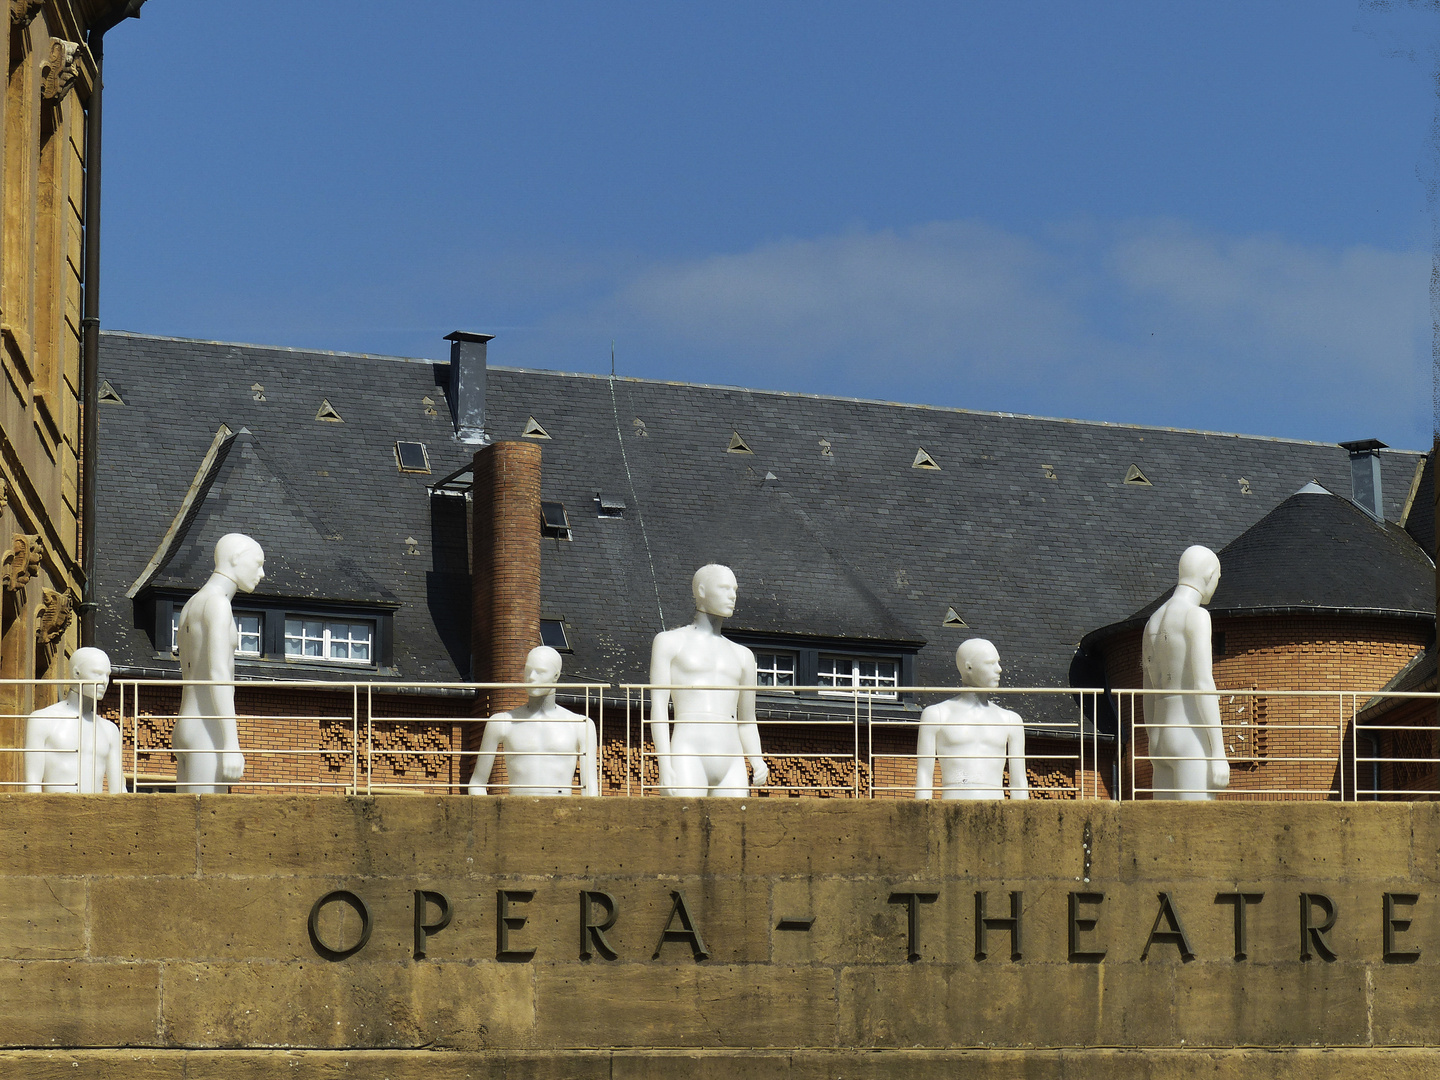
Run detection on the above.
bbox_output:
[0,678,1434,800]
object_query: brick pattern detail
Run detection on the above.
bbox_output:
[106,685,469,793]
[1104,614,1430,800]
[470,440,542,740]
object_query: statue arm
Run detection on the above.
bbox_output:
[467,718,507,795]
[579,718,599,796]
[914,713,936,799]
[736,648,767,787]
[648,635,676,792]
[1006,714,1029,800]
[104,719,125,794]
[1187,607,1228,788]
[23,715,50,792]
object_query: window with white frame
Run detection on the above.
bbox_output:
[169,611,264,657]
[235,614,262,656]
[284,618,374,663]
[817,655,899,699]
[755,651,797,689]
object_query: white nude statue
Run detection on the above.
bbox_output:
[649,564,769,797]
[468,645,599,796]
[1142,544,1229,800]
[24,647,123,793]
[173,533,264,793]
[915,638,1028,800]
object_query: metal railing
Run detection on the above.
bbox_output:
[0,677,1434,800]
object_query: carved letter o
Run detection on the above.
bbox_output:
[308,890,373,961]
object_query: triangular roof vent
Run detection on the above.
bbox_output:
[97,380,124,405]
[1123,464,1152,486]
[943,606,968,628]
[912,447,940,470]
[727,431,753,454]
[522,416,551,439]
[315,399,343,423]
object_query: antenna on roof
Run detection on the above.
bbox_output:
[611,340,616,377]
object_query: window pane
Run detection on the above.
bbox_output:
[234,614,262,656]
[816,656,851,687]
[755,651,796,688]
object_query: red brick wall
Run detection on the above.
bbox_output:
[1104,613,1430,800]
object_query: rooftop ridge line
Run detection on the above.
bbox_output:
[101,330,1426,453]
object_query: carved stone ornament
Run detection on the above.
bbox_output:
[0,479,9,515]
[2,533,43,592]
[9,0,43,29]
[35,587,73,645]
[41,40,81,102]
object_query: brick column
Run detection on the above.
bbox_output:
[470,440,542,746]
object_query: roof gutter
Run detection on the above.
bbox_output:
[78,0,145,646]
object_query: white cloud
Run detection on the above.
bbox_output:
[599,217,1430,445]
[621,219,1087,376]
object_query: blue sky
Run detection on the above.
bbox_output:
[102,2,1437,447]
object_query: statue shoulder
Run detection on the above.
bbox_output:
[728,638,757,664]
[28,700,74,721]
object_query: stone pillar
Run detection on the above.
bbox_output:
[469,440,542,745]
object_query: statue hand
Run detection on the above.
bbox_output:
[750,757,769,788]
[220,752,245,783]
[1209,758,1230,791]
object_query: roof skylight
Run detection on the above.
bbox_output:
[395,442,430,474]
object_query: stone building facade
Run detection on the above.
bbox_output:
[0,1,126,783]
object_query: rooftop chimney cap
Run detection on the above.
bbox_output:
[1339,438,1387,455]
[445,331,495,344]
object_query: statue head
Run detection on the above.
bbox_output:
[955,638,1002,690]
[214,534,265,593]
[71,646,111,700]
[1177,545,1221,604]
[692,564,738,619]
[523,645,563,696]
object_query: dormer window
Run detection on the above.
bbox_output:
[154,595,392,669]
[284,618,374,663]
[817,656,900,700]
[169,610,264,657]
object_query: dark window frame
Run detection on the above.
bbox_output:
[149,592,396,670]
[725,631,919,704]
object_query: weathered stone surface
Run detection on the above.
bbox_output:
[196,796,477,878]
[0,878,86,959]
[5,1046,1440,1078]
[0,795,196,876]
[533,965,837,1047]
[161,960,534,1049]
[1117,803,1411,883]
[1171,963,1370,1046]
[0,796,1435,1059]
[0,961,160,1047]
[838,963,1176,1047]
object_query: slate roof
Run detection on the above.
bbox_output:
[97,331,1431,719]
[1083,484,1437,647]
[129,426,396,607]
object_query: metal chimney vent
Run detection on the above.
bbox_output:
[445,331,494,445]
[1339,438,1387,520]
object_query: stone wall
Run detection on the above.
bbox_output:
[1,795,1439,1076]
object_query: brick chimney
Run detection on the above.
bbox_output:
[469,439,542,743]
